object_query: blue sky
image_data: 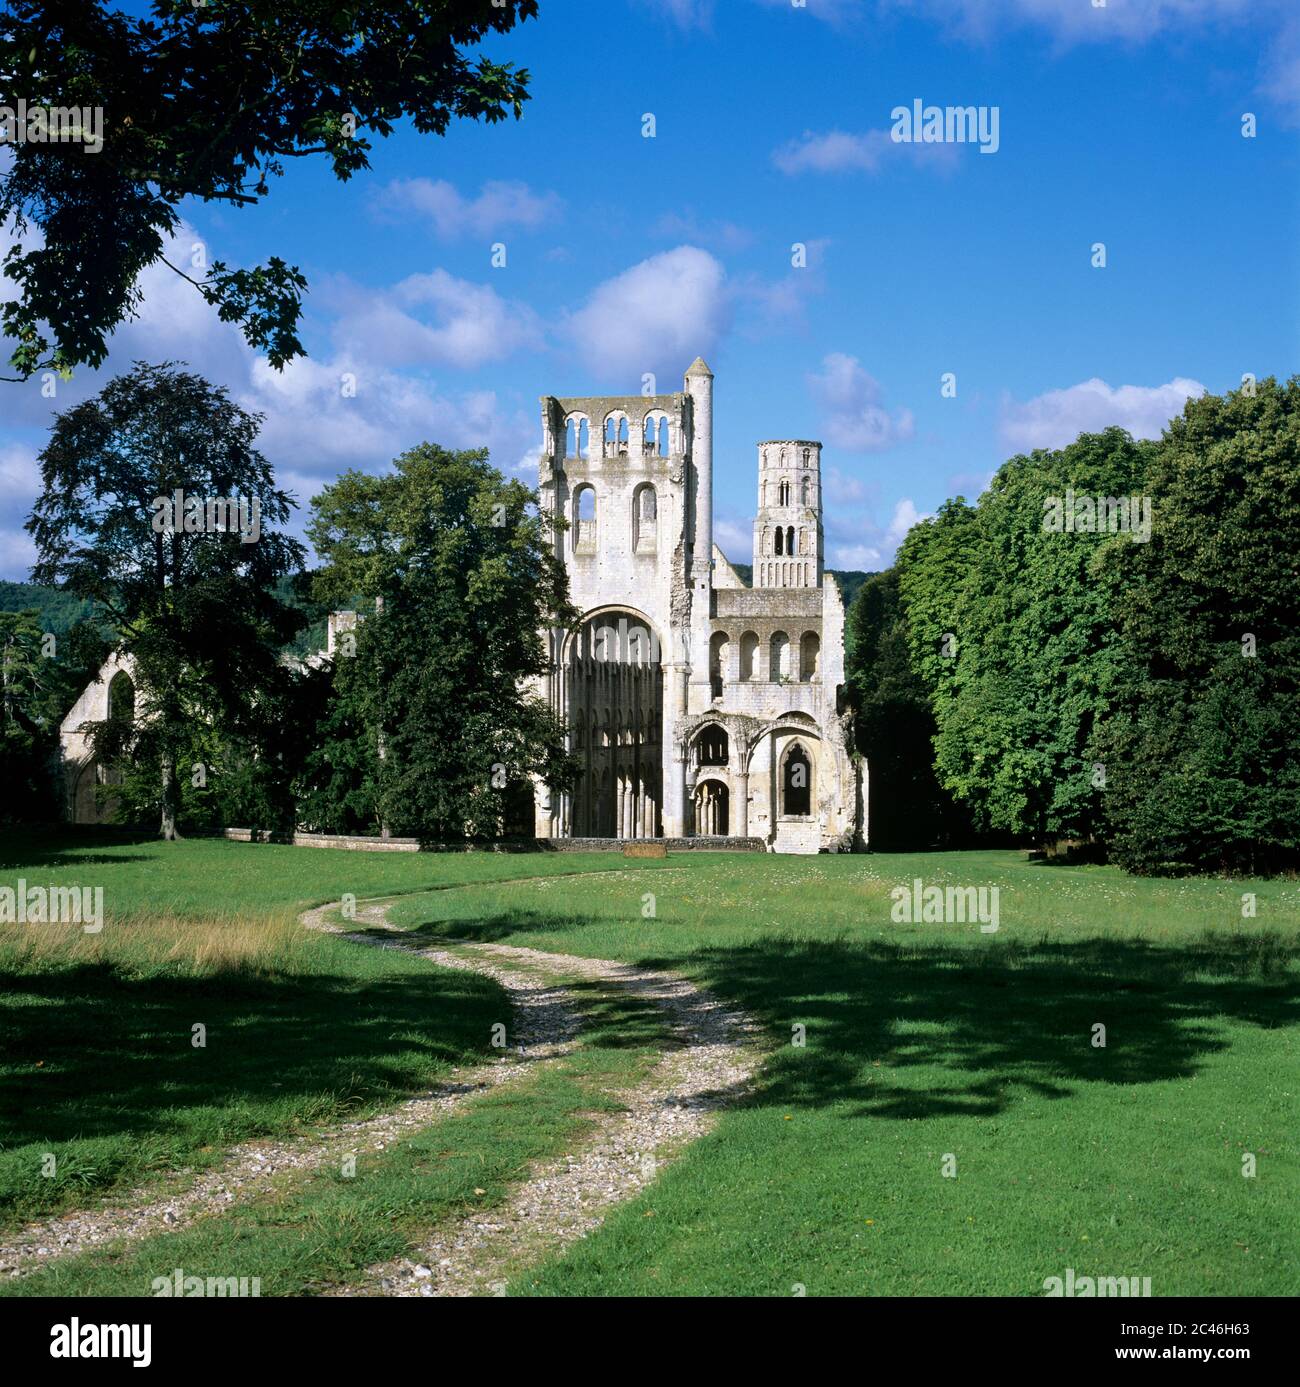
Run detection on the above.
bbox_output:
[2,0,1297,578]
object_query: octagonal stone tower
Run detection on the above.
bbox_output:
[753,440,823,589]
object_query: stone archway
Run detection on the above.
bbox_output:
[694,778,729,836]
[562,608,664,838]
[781,741,813,818]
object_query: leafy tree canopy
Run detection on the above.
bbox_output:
[27,360,306,836]
[308,443,574,840]
[0,0,539,378]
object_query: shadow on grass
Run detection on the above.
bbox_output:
[0,957,503,1151]
[404,911,1299,1121]
[0,826,162,871]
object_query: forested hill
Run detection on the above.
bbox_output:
[5,570,875,643]
[0,580,98,634]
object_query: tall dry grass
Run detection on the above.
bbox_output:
[0,907,316,978]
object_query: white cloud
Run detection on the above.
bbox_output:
[827,497,929,571]
[0,442,39,500]
[824,467,870,504]
[808,354,915,453]
[752,1,1298,118]
[565,246,731,385]
[999,376,1205,451]
[377,178,562,240]
[774,128,957,176]
[242,354,533,487]
[0,444,40,578]
[714,513,753,564]
[826,499,926,568]
[640,0,715,29]
[889,0,1255,45]
[327,269,543,370]
[0,524,36,579]
[653,211,754,253]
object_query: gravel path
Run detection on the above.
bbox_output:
[0,903,583,1281]
[328,927,764,1298]
[3,893,764,1297]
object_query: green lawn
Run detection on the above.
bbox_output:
[4,967,669,1297]
[382,852,1300,1297]
[3,834,1297,1296]
[0,830,653,1229]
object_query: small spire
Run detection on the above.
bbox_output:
[685,357,713,378]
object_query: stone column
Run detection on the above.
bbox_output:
[736,770,749,838]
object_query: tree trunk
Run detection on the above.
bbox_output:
[160,751,179,840]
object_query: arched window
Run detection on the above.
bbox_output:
[800,632,820,682]
[775,526,785,556]
[643,412,670,456]
[709,632,729,699]
[787,525,796,555]
[739,631,759,682]
[574,485,597,553]
[770,631,790,681]
[782,742,812,817]
[633,484,657,551]
[779,480,790,506]
[565,414,589,459]
[605,412,630,456]
[696,723,729,767]
[108,671,135,724]
[801,476,810,506]
[802,448,811,468]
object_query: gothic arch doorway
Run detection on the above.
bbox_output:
[694,779,729,836]
[563,608,663,838]
[781,741,813,818]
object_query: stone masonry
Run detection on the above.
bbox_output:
[533,358,858,854]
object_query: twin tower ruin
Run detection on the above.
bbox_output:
[533,358,859,853]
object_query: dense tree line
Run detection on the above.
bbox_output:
[849,378,1300,875]
[13,364,571,843]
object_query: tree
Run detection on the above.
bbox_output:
[847,568,974,849]
[0,607,110,822]
[0,0,539,379]
[1095,378,1300,874]
[26,362,305,838]
[0,608,57,819]
[308,444,575,840]
[898,431,1154,843]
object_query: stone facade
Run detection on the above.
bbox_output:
[58,650,137,824]
[533,358,858,854]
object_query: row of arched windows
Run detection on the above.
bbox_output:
[765,525,810,557]
[572,484,658,553]
[761,446,816,470]
[759,561,815,588]
[564,411,672,460]
[709,630,820,691]
[572,706,660,748]
[764,477,815,508]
